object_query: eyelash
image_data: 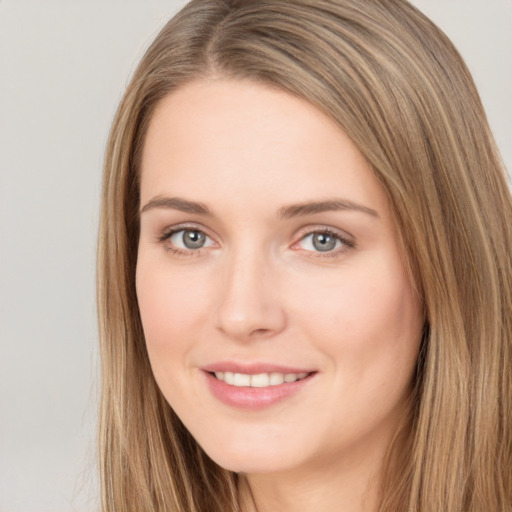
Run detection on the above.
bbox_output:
[156,224,212,257]
[293,228,355,258]
[156,225,355,258]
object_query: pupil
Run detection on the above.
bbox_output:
[312,233,336,252]
[184,230,205,249]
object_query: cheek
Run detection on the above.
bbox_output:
[135,258,211,370]
[294,264,422,449]
[294,255,422,384]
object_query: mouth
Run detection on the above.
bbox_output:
[202,366,316,409]
[210,371,311,388]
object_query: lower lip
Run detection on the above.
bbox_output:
[203,371,314,410]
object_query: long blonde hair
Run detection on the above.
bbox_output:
[97,1,512,510]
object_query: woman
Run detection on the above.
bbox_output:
[97,0,512,510]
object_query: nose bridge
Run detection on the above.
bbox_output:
[215,242,285,340]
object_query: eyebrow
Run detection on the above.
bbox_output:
[140,195,379,219]
[278,199,379,219]
[140,196,211,215]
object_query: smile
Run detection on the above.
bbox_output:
[203,368,316,410]
[213,371,309,387]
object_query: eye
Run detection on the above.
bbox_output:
[168,229,214,250]
[295,230,353,254]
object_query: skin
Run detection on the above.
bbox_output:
[136,78,424,512]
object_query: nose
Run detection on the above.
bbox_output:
[214,249,287,341]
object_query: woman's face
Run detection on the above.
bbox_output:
[136,79,423,477]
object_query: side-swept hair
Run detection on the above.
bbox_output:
[97,1,512,510]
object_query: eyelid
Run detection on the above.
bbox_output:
[155,222,355,257]
[291,225,355,255]
[156,223,219,255]
[158,222,215,241]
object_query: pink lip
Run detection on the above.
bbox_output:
[201,362,316,410]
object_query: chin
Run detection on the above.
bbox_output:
[200,438,302,475]
[211,454,296,475]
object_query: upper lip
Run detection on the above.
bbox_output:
[201,361,315,375]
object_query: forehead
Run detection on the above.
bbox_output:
[139,78,388,217]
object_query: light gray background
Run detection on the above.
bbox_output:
[0,1,510,511]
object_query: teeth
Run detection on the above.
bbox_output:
[269,372,284,385]
[250,373,270,387]
[233,373,251,386]
[214,371,309,387]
